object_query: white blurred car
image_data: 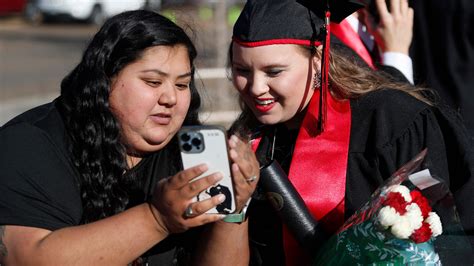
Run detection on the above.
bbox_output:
[26,0,162,25]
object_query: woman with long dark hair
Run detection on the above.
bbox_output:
[0,10,257,265]
[228,0,474,265]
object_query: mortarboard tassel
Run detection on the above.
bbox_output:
[318,10,331,132]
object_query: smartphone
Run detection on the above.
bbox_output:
[178,125,236,214]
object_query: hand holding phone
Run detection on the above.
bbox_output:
[178,126,236,214]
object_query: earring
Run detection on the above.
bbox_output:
[313,70,321,89]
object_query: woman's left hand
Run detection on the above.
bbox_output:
[364,0,414,55]
[228,135,260,213]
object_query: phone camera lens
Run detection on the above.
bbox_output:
[182,143,192,152]
[191,138,202,147]
[181,133,191,142]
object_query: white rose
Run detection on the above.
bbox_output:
[378,206,400,228]
[405,203,423,231]
[387,185,412,202]
[426,212,443,237]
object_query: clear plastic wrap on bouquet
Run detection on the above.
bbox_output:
[313,149,473,265]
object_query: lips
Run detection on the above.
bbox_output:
[150,113,171,125]
[254,97,276,113]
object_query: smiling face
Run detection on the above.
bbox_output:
[109,45,192,155]
[231,43,320,128]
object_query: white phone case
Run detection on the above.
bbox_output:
[178,125,236,214]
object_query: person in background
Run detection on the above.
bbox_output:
[332,0,414,83]
[228,0,474,265]
[409,0,474,137]
[0,10,258,265]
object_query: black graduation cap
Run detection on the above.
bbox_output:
[233,0,365,47]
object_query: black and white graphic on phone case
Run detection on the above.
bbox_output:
[197,185,232,214]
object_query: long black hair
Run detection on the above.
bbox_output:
[57,10,201,223]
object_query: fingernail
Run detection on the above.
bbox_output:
[217,194,226,203]
[213,172,224,182]
[231,135,239,143]
[228,137,237,148]
[229,149,238,159]
[199,163,208,171]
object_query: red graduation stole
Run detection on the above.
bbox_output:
[251,89,352,265]
[331,19,376,69]
[283,89,351,265]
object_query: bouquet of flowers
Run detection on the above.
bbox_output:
[313,149,472,265]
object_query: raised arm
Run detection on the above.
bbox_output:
[369,0,414,55]
[361,0,414,83]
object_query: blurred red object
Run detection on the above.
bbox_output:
[0,0,27,15]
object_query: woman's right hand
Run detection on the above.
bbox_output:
[149,164,227,235]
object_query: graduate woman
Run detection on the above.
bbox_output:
[0,10,258,265]
[228,0,474,265]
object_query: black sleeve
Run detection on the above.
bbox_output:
[376,105,474,246]
[0,123,82,230]
[349,90,474,247]
[432,107,474,240]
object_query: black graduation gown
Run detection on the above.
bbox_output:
[248,89,474,266]
[409,0,474,137]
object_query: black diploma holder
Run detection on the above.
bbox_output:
[259,160,328,251]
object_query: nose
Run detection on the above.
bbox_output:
[158,82,177,107]
[248,73,269,97]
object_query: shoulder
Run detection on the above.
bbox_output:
[0,101,75,181]
[0,122,55,163]
[0,103,81,230]
[349,89,436,150]
[352,89,428,112]
[377,65,410,83]
[1,102,66,156]
[351,89,431,126]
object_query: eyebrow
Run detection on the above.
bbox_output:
[232,62,287,70]
[141,69,193,78]
[263,64,287,69]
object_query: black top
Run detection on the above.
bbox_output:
[0,100,196,265]
[248,89,474,265]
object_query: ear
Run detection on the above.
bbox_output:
[311,45,323,72]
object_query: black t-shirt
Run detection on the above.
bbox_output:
[0,100,195,265]
[248,89,474,265]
